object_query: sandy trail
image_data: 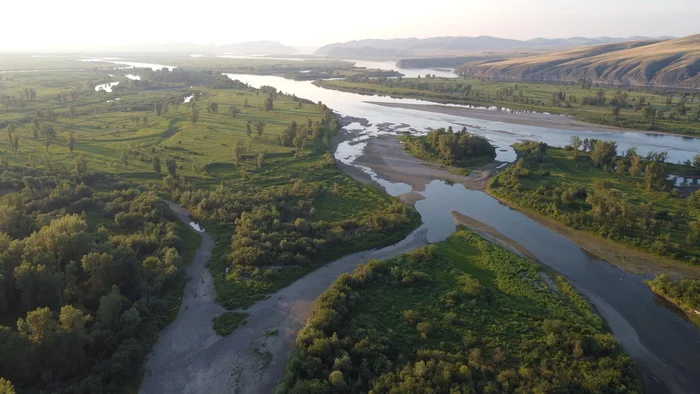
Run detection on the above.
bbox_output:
[140,201,430,394]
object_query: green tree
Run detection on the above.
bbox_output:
[255,122,265,138]
[0,378,15,394]
[68,129,75,152]
[256,151,265,169]
[17,307,57,343]
[41,124,56,152]
[590,140,617,169]
[246,121,252,138]
[75,154,87,174]
[229,105,240,118]
[264,94,274,111]
[232,140,245,166]
[152,156,162,176]
[693,154,700,169]
[190,106,199,124]
[166,158,177,177]
[644,161,668,191]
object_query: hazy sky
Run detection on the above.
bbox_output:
[3,0,699,51]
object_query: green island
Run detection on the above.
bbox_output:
[314,77,700,136]
[488,140,700,264]
[399,127,497,175]
[212,311,249,336]
[0,63,418,392]
[278,228,641,393]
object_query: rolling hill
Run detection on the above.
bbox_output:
[315,35,672,58]
[456,34,700,88]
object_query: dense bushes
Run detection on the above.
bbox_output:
[0,167,191,392]
[402,127,496,169]
[277,229,640,393]
[648,275,700,319]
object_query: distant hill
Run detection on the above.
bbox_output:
[74,41,298,55]
[217,41,298,55]
[456,34,700,88]
[315,35,672,58]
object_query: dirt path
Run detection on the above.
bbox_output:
[140,201,430,394]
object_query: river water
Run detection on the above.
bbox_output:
[92,59,700,392]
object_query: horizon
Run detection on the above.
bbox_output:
[2,0,698,52]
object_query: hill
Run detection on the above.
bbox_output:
[217,40,298,55]
[456,34,700,88]
[315,35,671,58]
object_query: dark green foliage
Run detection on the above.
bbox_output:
[212,312,248,336]
[648,275,700,325]
[0,167,196,393]
[277,229,641,393]
[490,144,700,264]
[402,127,496,170]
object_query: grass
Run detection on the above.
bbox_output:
[279,228,641,392]
[212,311,249,336]
[315,77,700,135]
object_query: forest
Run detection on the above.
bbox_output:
[278,228,641,393]
[314,77,700,136]
[0,166,198,393]
[488,141,700,264]
[400,127,496,172]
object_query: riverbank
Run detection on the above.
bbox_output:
[646,283,700,327]
[366,101,697,138]
[347,132,700,279]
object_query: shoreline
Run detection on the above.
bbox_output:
[364,101,699,138]
[646,283,700,327]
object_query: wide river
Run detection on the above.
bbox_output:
[224,72,700,394]
[96,59,700,393]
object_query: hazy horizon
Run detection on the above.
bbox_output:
[2,0,699,52]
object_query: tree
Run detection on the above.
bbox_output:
[207,101,218,113]
[570,136,582,156]
[11,135,19,154]
[615,159,626,181]
[246,121,252,138]
[120,151,129,169]
[590,140,617,169]
[629,154,642,177]
[154,101,163,116]
[243,98,249,107]
[75,154,87,174]
[293,133,307,157]
[41,124,56,152]
[68,129,75,152]
[693,154,700,169]
[229,105,240,118]
[0,378,15,394]
[143,116,149,127]
[256,151,265,169]
[190,106,199,124]
[264,94,274,111]
[17,307,57,343]
[232,140,245,166]
[644,160,668,191]
[166,158,177,177]
[152,156,162,176]
[255,122,265,138]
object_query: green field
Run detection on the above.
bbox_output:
[488,142,700,265]
[315,78,700,135]
[278,228,641,393]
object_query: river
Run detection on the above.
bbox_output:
[93,59,700,393]
[223,72,700,394]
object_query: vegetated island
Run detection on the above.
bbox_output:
[277,228,642,393]
[646,275,700,327]
[399,126,497,176]
[0,64,420,392]
[313,77,700,136]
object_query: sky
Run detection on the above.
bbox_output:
[2,0,699,51]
